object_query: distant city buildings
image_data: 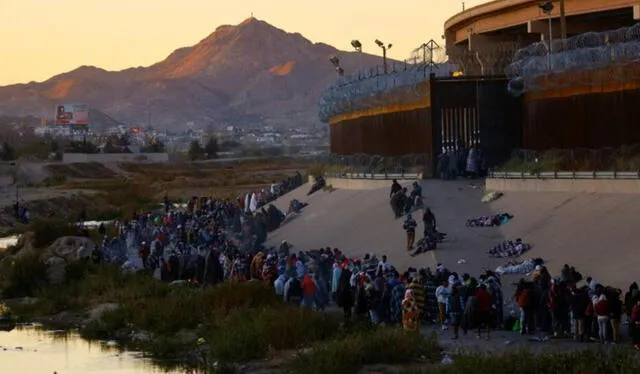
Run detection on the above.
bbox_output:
[31,120,329,154]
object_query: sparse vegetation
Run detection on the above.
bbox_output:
[496,145,640,172]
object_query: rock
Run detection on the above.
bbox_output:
[130,330,153,343]
[44,236,95,263]
[87,303,119,323]
[40,236,95,284]
[45,257,67,284]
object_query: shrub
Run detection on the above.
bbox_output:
[288,328,440,374]
[31,218,77,248]
[209,306,339,362]
[77,278,282,340]
[0,254,49,298]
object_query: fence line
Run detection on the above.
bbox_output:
[310,154,429,178]
[507,23,640,95]
[487,170,640,180]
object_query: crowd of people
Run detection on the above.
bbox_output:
[70,172,640,350]
[437,144,486,180]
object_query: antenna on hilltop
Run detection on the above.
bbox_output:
[251,12,254,18]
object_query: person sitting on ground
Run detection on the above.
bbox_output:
[307,176,326,196]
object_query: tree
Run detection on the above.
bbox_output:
[204,136,219,159]
[103,139,120,153]
[141,140,165,153]
[0,142,16,161]
[116,134,131,147]
[188,140,205,161]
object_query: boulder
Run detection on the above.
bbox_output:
[87,303,119,323]
[40,236,95,284]
[43,236,95,263]
[45,257,67,284]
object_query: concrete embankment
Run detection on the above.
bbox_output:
[269,178,640,290]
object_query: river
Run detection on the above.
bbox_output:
[0,325,184,374]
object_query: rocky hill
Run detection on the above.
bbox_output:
[0,18,385,130]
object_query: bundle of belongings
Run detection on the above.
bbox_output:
[466,213,513,227]
[495,257,544,275]
[488,238,531,258]
[481,191,503,203]
[307,176,326,196]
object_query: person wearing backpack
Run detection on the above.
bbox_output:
[594,290,610,344]
[285,276,303,305]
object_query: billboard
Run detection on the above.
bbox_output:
[54,104,90,126]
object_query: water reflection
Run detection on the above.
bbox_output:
[0,325,184,374]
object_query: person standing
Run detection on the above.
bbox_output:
[422,208,437,237]
[436,279,450,330]
[448,284,463,339]
[403,214,417,250]
[475,284,493,340]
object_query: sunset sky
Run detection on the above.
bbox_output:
[0,0,488,86]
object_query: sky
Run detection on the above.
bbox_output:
[0,0,488,86]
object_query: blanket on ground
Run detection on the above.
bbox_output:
[466,213,513,227]
[488,239,531,258]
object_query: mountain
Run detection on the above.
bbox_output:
[0,18,386,130]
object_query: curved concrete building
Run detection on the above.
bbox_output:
[445,0,639,47]
[443,0,639,76]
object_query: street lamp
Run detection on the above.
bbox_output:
[351,40,362,52]
[351,40,363,78]
[374,39,392,73]
[539,1,554,69]
[328,55,344,76]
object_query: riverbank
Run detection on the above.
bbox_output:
[0,260,441,373]
[2,259,640,374]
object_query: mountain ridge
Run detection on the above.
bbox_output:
[0,18,386,129]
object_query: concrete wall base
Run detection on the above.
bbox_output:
[485,178,640,194]
[323,177,418,190]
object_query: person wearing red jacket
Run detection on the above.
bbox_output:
[475,284,494,340]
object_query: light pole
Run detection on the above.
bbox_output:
[374,39,392,74]
[559,0,566,40]
[329,55,344,77]
[351,40,363,78]
[540,1,554,69]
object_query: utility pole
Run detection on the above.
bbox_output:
[559,0,567,40]
[424,39,440,75]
